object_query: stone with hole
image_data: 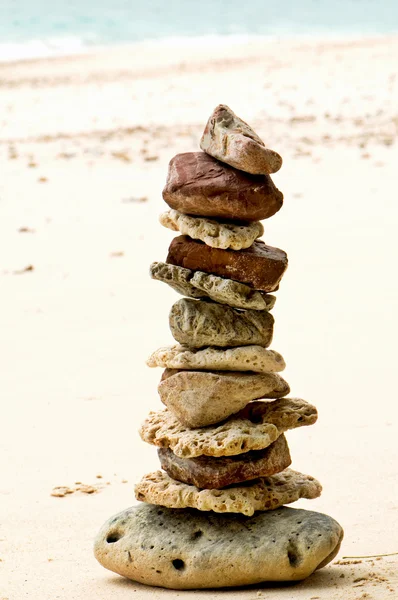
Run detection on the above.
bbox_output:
[94,503,343,588]
[139,398,317,458]
[147,344,285,373]
[135,468,321,515]
[160,209,264,250]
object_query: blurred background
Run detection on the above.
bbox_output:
[1,0,398,60]
[1,2,398,599]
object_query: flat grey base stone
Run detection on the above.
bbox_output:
[94,503,343,589]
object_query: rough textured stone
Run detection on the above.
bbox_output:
[162,152,283,222]
[139,398,318,458]
[150,261,275,310]
[94,503,344,589]
[150,261,204,299]
[160,209,264,250]
[158,434,291,489]
[158,369,290,427]
[147,344,285,373]
[135,469,322,516]
[167,236,288,292]
[169,298,274,348]
[191,270,276,309]
[200,104,283,175]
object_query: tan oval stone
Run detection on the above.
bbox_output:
[158,369,290,427]
[200,104,283,175]
[200,104,282,174]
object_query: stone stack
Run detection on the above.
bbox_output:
[94,105,343,590]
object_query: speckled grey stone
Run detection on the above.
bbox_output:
[150,262,275,311]
[94,503,344,589]
[169,298,274,348]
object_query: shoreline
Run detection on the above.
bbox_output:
[1,30,398,65]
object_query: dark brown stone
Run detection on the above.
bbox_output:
[162,152,283,222]
[167,236,288,293]
[158,434,291,489]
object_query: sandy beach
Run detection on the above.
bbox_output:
[1,35,398,599]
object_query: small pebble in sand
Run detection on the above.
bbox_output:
[112,151,131,162]
[122,196,148,203]
[52,482,102,496]
[51,486,74,497]
[13,265,34,275]
[18,227,35,233]
[75,484,98,494]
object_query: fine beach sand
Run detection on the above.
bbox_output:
[1,35,398,599]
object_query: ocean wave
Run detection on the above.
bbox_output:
[0,35,98,62]
[0,29,396,64]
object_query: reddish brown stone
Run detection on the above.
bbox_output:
[158,434,291,489]
[167,236,288,293]
[162,152,283,222]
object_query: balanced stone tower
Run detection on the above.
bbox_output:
[94,105,344,589]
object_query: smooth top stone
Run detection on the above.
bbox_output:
[162,152,283,222]
[160,209,264,250]
[167,236,288,293]
[158,368,290,428]
[200,104,283,175]
[134,468,322,516]
[94,503,344,589]
[169,298,274,348]
[139,397,318,458]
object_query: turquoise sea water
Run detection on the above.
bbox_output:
[1,0,398,60]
